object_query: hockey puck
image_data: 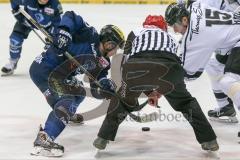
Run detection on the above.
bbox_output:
[142,127,150,131]
[238,132,240,137]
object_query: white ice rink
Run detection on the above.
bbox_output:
[0,3,240,160]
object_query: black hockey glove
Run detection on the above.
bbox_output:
[52,28,72,56]
[12,9,24,23]
[98,78,117,99]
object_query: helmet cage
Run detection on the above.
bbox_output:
[100,25,125,49]
[165,3,189,26]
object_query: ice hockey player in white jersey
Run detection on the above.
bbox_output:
[165,1,240,135]
[177,0,240,124]
[202,0,240,123]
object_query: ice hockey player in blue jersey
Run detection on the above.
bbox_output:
[29,11,125,157]
[1,0,63,76]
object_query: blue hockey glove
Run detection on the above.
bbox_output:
[98,78,117,99]
[99,78,116,92]
[12,9,24,23]
[52,28,72,56]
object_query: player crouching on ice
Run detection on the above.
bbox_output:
[29,11,125,157]
[93,15,219,152]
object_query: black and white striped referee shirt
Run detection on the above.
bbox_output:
[124,27,178,56]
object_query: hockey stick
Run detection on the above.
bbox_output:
[31,28,46,44]
[19,7,158,123]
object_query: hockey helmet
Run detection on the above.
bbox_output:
[165,2,189,26]
[100,25,125,49]
[143,15,167,31]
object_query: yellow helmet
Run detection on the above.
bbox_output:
[100,25,125,49]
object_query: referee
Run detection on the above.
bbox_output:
[93,15,219,152]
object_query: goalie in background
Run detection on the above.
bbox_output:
[93,15,219,152]
[1,0,63,76]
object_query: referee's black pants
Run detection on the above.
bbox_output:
[97,52,217,144]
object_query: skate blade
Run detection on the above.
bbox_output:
[30,146,63,157]
[209,116,239,123]
[204,150,220,159]
[1,71,14,77]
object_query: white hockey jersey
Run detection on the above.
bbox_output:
[179,1,240,78]
[178,0,240,12]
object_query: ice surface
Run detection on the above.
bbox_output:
[0,4,239,159]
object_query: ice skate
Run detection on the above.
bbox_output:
[201,139,219,151]
[208,104,238,123]
[1,58,19,76]
[69,113,84,125]
[31,125,64,157]
[93,137,109,150]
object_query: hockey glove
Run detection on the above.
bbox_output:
[52,28,72,56]
[12,9,24,23]
[98,78,117,99]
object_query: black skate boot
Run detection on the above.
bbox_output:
[69,113,84,125]
[201,139,219,151]
[93,137,109,150]
[1,58,19,76]
[31,125,64,157]
[208,103,238,123]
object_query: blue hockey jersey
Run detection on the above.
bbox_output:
[35,11,110,81]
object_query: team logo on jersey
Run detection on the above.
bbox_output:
[44,7,54,15]
[34,13,44,23]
